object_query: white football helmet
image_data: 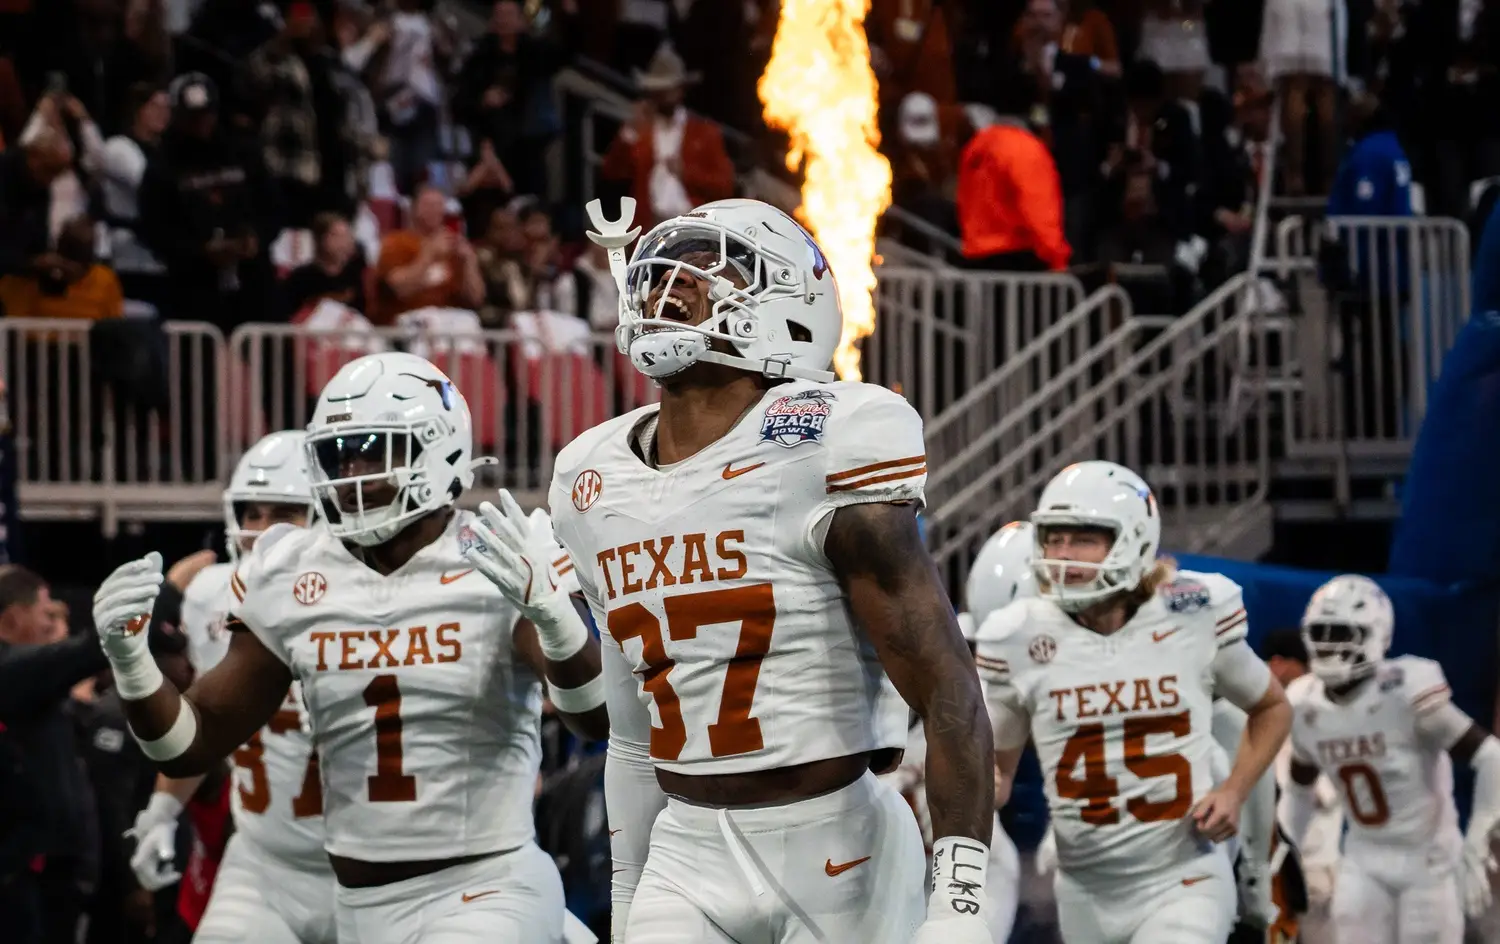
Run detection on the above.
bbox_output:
[305,352,475,547]
[965,521,1038,627]
[223,430,315,563]
[616,198,842,383]
[1030,461,1161,612]
[1300,574,1394,687]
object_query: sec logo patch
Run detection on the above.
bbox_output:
[293,572,327,605]
[572,469,603,512]
[1029,634,1057,664]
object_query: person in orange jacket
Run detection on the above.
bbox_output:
[955,72,1072,272]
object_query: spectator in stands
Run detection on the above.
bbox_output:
[611,0,667,75]
[955,67,1071,272]
[1261,0,1340,196]
[0,130,70,285]
[99,82,169,311]
[867,0,958,123]
[278,211,366,320]
[19,91,106,243]
[889,91,959,241]
[0,215,124,320]
[1016,0,1108,258]
[371,0,456,195]
[372,183,483,324]
[574,240,618,331]
[1327,90,1413,223]
[1096,152,1177,270]
[454,0,568,199]
[137,72,273,329]
[241,1,336,230]
[600,45,734,231]
[474,202,526,324]
[1060,0,1121,75]
[1407,0,1500,217]
[0,565,110,944]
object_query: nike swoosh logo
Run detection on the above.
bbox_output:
[825,856,871,877]
[461,889,501,903]
[440,569,475,585]
[1152,627,1180,643]
[609,829,622,837]
[722,461,766,481]
[1180,874,1211,887]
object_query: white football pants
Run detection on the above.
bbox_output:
[194,833,337,944]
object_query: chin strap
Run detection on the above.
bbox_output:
[695,349,836,383]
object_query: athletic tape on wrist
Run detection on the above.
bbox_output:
[134,702,198,762]
[549,673,606,714]
[533,599,591,663]
[929,835,990,919]
[112,653,165,702]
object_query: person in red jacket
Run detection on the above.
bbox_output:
[955,73,1071,272]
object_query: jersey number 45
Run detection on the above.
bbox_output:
[1056,713,1193,825]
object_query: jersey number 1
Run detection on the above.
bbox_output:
[608,584,776,761]
[1055,712,1193,825]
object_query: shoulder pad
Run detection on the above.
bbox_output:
[816,383,925,497]
[1174,570,1247,644]
[1285,671,1321,707]
[183,561,233,605]
[973,598,1055,683]
[1384,655,1451,713]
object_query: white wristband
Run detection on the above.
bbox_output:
[134,701,199,762]
[928,835,990,920]
[112,652,166,702]
[549,673,606,714]
[531,596,592,664]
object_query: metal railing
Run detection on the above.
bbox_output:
[924,274,1273,592]
[863,269,1086,420]
[1271,215,1470,477]
[3,319,227,533]
[227,323,660,508]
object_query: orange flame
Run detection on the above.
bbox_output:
[758,0,890,381]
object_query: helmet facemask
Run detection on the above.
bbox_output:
[1302,621,1379,687]
[621,219,819,381]
[306,421,452,547]
[1030,521,1147,613]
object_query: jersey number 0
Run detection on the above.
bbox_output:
[609,584,777,761]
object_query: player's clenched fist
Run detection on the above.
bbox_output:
[462,491,589,662]
[92,551,166,699]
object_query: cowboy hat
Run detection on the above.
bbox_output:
[634,45,701,92]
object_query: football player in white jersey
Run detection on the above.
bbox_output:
[1284,574,1500,944]
[549,197,995,943]
[125,430,335,944]
[90,352,609,944]
[975,461,1291,944]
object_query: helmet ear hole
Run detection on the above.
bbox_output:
[787,320,812,343]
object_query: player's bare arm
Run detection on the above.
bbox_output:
[1194,658,1291,842]
[994,745,1025,809]
[94,553,292,777]
[825,500,995,843]
[514,605,610,739]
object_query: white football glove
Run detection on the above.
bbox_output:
[462,490,567,623]
[1460,834,1497,917]
[125,792,183,891]
[462,491,589,663]
[92,552,166,699]
[1235,857,1277,929]
[1034,825,1057,876]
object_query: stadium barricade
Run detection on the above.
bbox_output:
[1271,215,1470,467]
[226,321,659,506]
[925,274,1275,596]
[862,268,1086,420]
[2,318,227,530]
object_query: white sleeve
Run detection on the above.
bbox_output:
[601,639,663,940]
[984,678,1031,751]
[1414,699,1475,752]
[1212,639,1273,711]
[808,386,927,551]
